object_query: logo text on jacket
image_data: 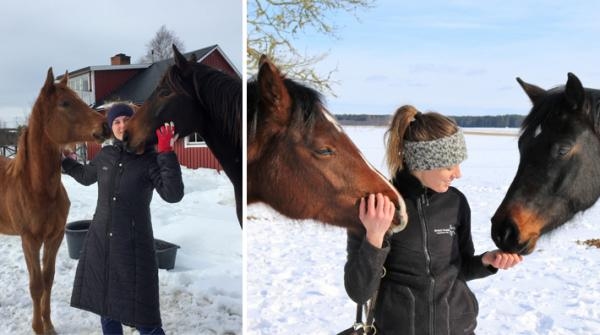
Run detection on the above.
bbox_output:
[434,225,456,237]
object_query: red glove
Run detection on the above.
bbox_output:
[156,122,179,153]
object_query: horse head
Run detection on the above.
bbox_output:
[125,45,202,152]
[491,73,600,254]
[39,68,110,145]
[248,56,408,235]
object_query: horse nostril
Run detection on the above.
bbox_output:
[492,219,520,252]
[504,224,518,242]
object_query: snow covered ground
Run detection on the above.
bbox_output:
[0,167,241,335]
[247,126,600,335]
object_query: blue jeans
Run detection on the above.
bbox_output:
[101,317,165,335]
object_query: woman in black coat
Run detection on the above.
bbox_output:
[62,103,183,335]
[344,105,522,335]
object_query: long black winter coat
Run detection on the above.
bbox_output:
[62,141,183,328]
[345,169,496,335]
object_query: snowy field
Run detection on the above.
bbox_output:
[247,126,600,335]
[0,167,242,335]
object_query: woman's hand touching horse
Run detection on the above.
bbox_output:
[359,193,395,248]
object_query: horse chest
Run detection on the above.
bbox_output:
[12,183,68,227]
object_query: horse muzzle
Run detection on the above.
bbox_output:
[93,123,111,142]
[491,216,537,255]
[389,197,408,233]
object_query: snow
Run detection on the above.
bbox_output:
[247,126,600,335]
[0,167,241,334]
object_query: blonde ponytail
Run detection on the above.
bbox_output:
[385,105,419,175]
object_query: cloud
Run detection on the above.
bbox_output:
[409,63,460,75]
[0,0,242,119]
[365,75,389,82]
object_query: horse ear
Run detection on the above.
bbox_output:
[516,77,546,104]
[43,67,56,94]
[172,44,188,70]
[565,72,585,110]
[59,70,69,86]
[257,56,291,126]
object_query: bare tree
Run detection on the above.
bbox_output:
[247,0,374,94]
[140,25,186,63]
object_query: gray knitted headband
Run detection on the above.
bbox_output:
[403,129,467,170]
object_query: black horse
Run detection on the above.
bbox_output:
[492,73,600,254]
[126,45,242,227]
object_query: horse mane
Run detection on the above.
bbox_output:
[521,86,600,136]
[165,63,242,149]
[247,76,328,140]
[587,89,600,134]
[7,126,28,178]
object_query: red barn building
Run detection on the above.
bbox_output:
[61,45,240,170]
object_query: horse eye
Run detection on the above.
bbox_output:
[553,143,572,158]
[316,147,335,156]
[60,100,70,108]
[558,145,571,156]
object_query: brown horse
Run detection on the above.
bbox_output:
[248,56,407,235]
[0,68,109,334]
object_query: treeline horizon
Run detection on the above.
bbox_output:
[335,114,525,128]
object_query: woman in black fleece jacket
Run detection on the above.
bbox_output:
[344,105,522,335]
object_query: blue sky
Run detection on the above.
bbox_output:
[290,0,600,116]
[0,0,242,127]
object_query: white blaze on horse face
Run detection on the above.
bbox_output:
[322,108,400,201]
[356,149,402,200]
[355,149,407,232]
[534,125,542,138]
[322,109,342,133]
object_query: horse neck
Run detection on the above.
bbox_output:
[193,69,241,152]
[15,106,62,196]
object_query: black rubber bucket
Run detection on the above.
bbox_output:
[65,220,91,260]
[65,220,180,269]
[154,239,180,270]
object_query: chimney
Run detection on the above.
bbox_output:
[111,53,131,65]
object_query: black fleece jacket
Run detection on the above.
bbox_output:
[344,169,496,335]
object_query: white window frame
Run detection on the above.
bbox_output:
[68,74,91,92]
[184,132,207,148]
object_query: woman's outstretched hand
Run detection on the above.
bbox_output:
[482,250,523,269]
[359,193,395,248]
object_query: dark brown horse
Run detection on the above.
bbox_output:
[492,73,600,255]
[0,69,109,334]
[248,56,407,235]
[125,45,242,226]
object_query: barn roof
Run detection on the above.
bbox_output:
[96,45,232,107]
[66,64,151,78]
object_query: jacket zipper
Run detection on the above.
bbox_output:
[418,193,435,335]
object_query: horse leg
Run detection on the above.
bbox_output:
[21,233,44,335]
[40,232,63,335]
